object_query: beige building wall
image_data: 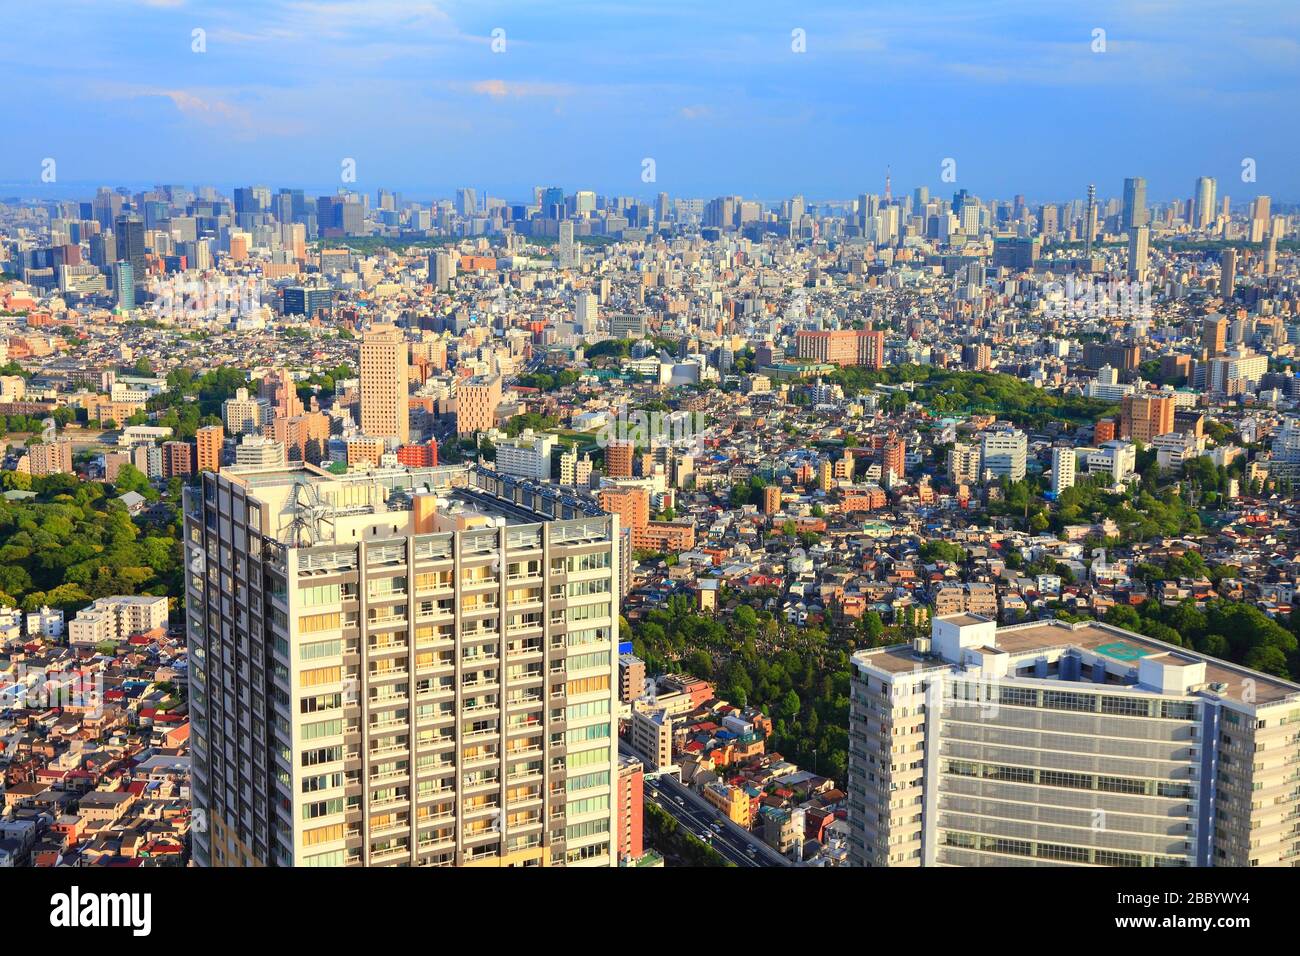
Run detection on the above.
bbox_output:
[360,325,410,443]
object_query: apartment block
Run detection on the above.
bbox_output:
[455,375,502,436]
[185,462,621,867]
[795,329,886,369]
[163,440,193,478]
[68,595,169,646]
[848,613,1300,867]
[616,754,644,862]
[1120,393,1175,443]
[196,424,224,473]
[360,324,410,444]
[26,439,73,477]
[630,705,673,770]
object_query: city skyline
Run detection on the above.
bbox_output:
[5,0,1299,201]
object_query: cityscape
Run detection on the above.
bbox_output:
[0,3,1297,918]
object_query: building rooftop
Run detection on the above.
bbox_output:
[197,462,609,546]
[855,615,1300,707]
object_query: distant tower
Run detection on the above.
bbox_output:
[884,166,892,202]
[1084,184,1097,259]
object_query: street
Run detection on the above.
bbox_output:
[622,740,790,868]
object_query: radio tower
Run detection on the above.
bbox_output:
[884,165,892,202]
[1084,183,1097,259]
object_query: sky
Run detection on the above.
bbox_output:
[4,0,1299,206]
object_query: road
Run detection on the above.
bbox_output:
[622,740,790,867]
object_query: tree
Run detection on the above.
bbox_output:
[112,464,152,498]
[859,610,884,646]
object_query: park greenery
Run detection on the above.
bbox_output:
[0,471,181,617]
[828,365,1117,426]
[627,595,852,783]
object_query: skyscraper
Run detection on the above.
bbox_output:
[112,260,135,310]
[184,463,621,867]
[1220,248,1237,301]
[113,214,146,290]
[1249,195,1271,243]
[1194,176,1217,230]
[1121,177,1148,230]
[429,250,456,291]
[360,324,410,444]
[1127,224,1149,282]
[456,187,477,217]
[1202,315,1228,357]
[558,220,578,270]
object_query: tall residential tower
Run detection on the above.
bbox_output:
[185,462,621,867]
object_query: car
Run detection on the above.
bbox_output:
[710,822,723,831]
[675,796,685,805]
[746,845,757,856]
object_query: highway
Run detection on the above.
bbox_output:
[623,740,791,868]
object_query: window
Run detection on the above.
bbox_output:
[300,584,341,607]
[566,770,610,792]
[299,612,341,634]
[566,674,610,696]
[302,718,343,741]
[300,666,341,688]
[301,693,342,714]
[565,552,610,573]
[303,823,344,847]
[301,746,344,767]
[301,639,342,661]
[303,849,345,867]
[565,722,611,745]
[566,651,610,673]
[303,798,345,820]
[1100,696,1150,717]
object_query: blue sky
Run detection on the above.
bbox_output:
[5,0,1298,205]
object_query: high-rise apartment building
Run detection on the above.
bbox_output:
[848,613,1300,867]
[1049,445,1076,494]
[360,325,410,444]
[605,440,635,479]
[1127,224,1149,282]
[429,250,457,291]
[196,424,224,473]
[616,755,645,863]
[494,430,557,481]
[223,387,268,436]
[1220,248,1237,301]
[26,439,73,477]
[1120,393,1175,443]
[185,462,621,867]
[947,443,980,487]
[1202,315,1228,357]
[163,440,193,478]
[978,427,1027,482]
[455,375,501,437]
